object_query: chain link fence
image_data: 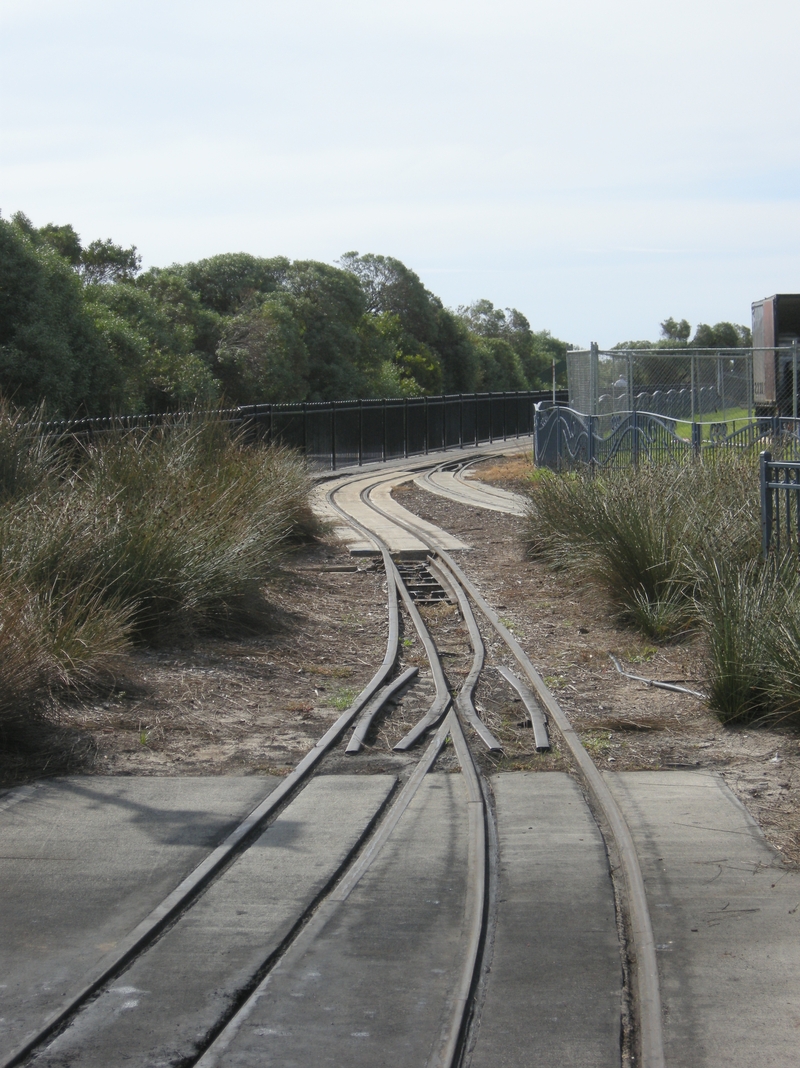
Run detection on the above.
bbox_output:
[567,345,754,421]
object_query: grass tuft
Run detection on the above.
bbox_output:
[0,406,318,743]
[522,454,800,725]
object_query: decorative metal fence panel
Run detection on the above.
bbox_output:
[43,390,565,470]
[534,407,800,471]
[761,450,800,557]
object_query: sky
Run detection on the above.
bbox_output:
[2,0,799,348]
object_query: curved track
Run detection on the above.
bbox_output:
[325,460,666,1068]
[4,448,665,1068]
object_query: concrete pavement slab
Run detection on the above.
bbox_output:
[31,775,395,1068]
[416,470,527,515]
[367,477,469,552]
[309,478,379,554]
[0,776,278,1059]
[605,770,800,1068]
[200,773,470,1068]
[323,472,467,556]
[469,773,621,1068]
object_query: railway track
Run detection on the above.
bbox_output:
[2,448,665,1068]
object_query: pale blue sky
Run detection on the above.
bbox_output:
[2,0,798,346]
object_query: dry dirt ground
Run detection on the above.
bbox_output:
[2,455,799,866]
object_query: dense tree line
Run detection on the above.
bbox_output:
[0,212,568,416]
[614,315,752,351]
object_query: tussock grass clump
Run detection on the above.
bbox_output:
[0,399,65,502]
[0,408,318,742]
[694,557,800,724]
[523,456,800,726]
[525,458,760,641]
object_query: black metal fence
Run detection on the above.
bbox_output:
[44,391,564,470]
[761,451,800,557]
[534,406,800,471]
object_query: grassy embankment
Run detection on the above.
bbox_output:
[0,403,317,743]
[674,405,751,440]
[524,457,800,726]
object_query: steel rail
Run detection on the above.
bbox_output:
[425,554,503,752]
[197,484,494,1068]
[495,664,551,751]
[0,551,402,1068]
[355,470,666,1068]
[417,455,528,514]
[428,703,487,1068]
[371,541,488,1068]
[345,665,419,753]
[352,484,453,751]
[195,711,455,1068]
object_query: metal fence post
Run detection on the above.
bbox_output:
[459,394,464,448]
[474,393,479,446]
[330,404,336,470]
[403,398,408,458]
[587,414,595,468]
[358,398,363,466]
[382,398,387,462]
[631,410,640,466]
[441,394,446,452]
[302,401,308,455]
[761,450,773,557]
[424,395,429,454]
[590,342,599,416]
[691,420,702,458]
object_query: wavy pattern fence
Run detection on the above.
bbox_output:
[534,407,800,470]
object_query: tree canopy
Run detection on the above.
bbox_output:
[615,317,752,350]
[0,211,572,415]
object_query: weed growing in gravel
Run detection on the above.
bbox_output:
[331,687,358,711]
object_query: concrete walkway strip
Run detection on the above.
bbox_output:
[606,770,800,1068]
[197,774,471,1068]
[469,773,622,1068]
[0,776,278,1060]
[309,478,378,554]
[416,469,527,515]
[367,477,469,552]
[28,775,396,1068]
[333,472,431,555]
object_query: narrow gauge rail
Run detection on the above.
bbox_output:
[335,460,666,1068]
[4,451,665,1068]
